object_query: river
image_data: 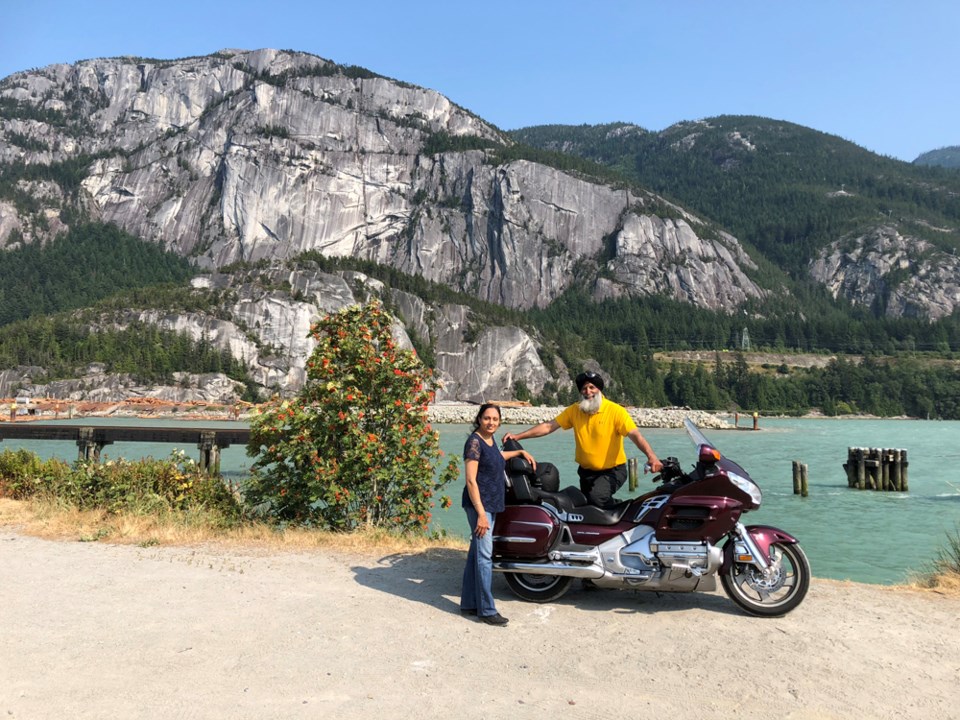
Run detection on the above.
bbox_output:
[5,416,959,585]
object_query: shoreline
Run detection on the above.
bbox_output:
[0,396,733,428]
[1,396,927,428]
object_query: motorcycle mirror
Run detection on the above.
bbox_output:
[698,444,721,464]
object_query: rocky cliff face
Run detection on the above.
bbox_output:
[809,226,960,321]
[1,49,762,313]
[0,49,776,400]
[0,365,247,405]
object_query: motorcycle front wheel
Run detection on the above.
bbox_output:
[504,572,573,603]
[721,542,810,617]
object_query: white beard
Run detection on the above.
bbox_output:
[579,392,602,415]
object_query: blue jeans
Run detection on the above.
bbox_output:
[461,508,498,617]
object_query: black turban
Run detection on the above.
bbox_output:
[575,371,604,392]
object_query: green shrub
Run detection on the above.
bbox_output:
[246,300,459,531]
[0,448,241,521]
[0,449,71,498]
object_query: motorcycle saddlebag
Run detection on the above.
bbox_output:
[493,504,561,557]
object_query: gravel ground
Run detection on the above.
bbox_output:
[1,531,957,720]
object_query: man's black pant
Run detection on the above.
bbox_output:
[577,463,627,508]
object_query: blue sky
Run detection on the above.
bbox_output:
[2,0,957,161]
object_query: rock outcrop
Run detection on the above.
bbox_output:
[0,363,245,404]
[0,264,559,404]
[810,226,960,321]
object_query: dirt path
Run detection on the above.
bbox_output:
[1,531,957,719]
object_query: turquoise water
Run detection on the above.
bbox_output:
[6,416,959,585]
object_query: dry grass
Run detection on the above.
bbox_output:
[908,525,960,596]
[907,551,960,596]
[0,498,468,555]
[911,573,960,595]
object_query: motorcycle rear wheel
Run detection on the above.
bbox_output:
[504,572,573,603]
[721,542,810,617]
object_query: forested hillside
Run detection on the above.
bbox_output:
[511,118,960,271]
[280,256,960,418]
[2,232,960,416]
[0,222,257,395]
[0,223,196,325]
[0,315,253,389]
[915,146,960,168]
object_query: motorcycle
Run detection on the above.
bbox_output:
[493,418,810,617]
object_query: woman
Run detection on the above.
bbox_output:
[460,403,534,625]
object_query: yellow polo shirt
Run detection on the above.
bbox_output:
[555,398,637,470]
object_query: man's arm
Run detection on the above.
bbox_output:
[503,419,561,443]
[626,428,663,473]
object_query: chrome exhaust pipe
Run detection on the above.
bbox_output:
[493,560,604,579]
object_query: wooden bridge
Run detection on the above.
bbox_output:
[0,423,251,473]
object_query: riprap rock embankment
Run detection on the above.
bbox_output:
[428,403,730,429]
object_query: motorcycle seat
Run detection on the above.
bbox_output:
[533,486,586,512]
[535,487,632,526]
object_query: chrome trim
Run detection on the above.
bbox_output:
[550,548,602,563]
[492,535,537,544]
[633,494,670,522]
[735,522,769,569]
[493,561,604,579]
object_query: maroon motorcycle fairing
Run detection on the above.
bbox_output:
[567,519,634,546]
[653,495,745,543]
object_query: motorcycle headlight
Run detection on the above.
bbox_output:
[728,470,762,506]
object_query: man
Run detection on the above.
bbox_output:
[503,371,663,508]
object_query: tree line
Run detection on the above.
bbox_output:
[659,353,960,420]
[0,222,196,326]
[0,315,254,393]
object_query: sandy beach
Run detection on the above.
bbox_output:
[1,530,957,720]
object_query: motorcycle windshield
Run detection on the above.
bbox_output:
[683,417,713,451]
[683,417,752,477]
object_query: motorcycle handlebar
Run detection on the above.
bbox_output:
[652,457,684,484]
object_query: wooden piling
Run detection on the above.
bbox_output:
[844,447,909,492]
[891,449,902,491]
[792,460,809,496]
[198,430,222,475]
[901,449,909,491]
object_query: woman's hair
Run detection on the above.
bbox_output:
[471,403,502,432]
